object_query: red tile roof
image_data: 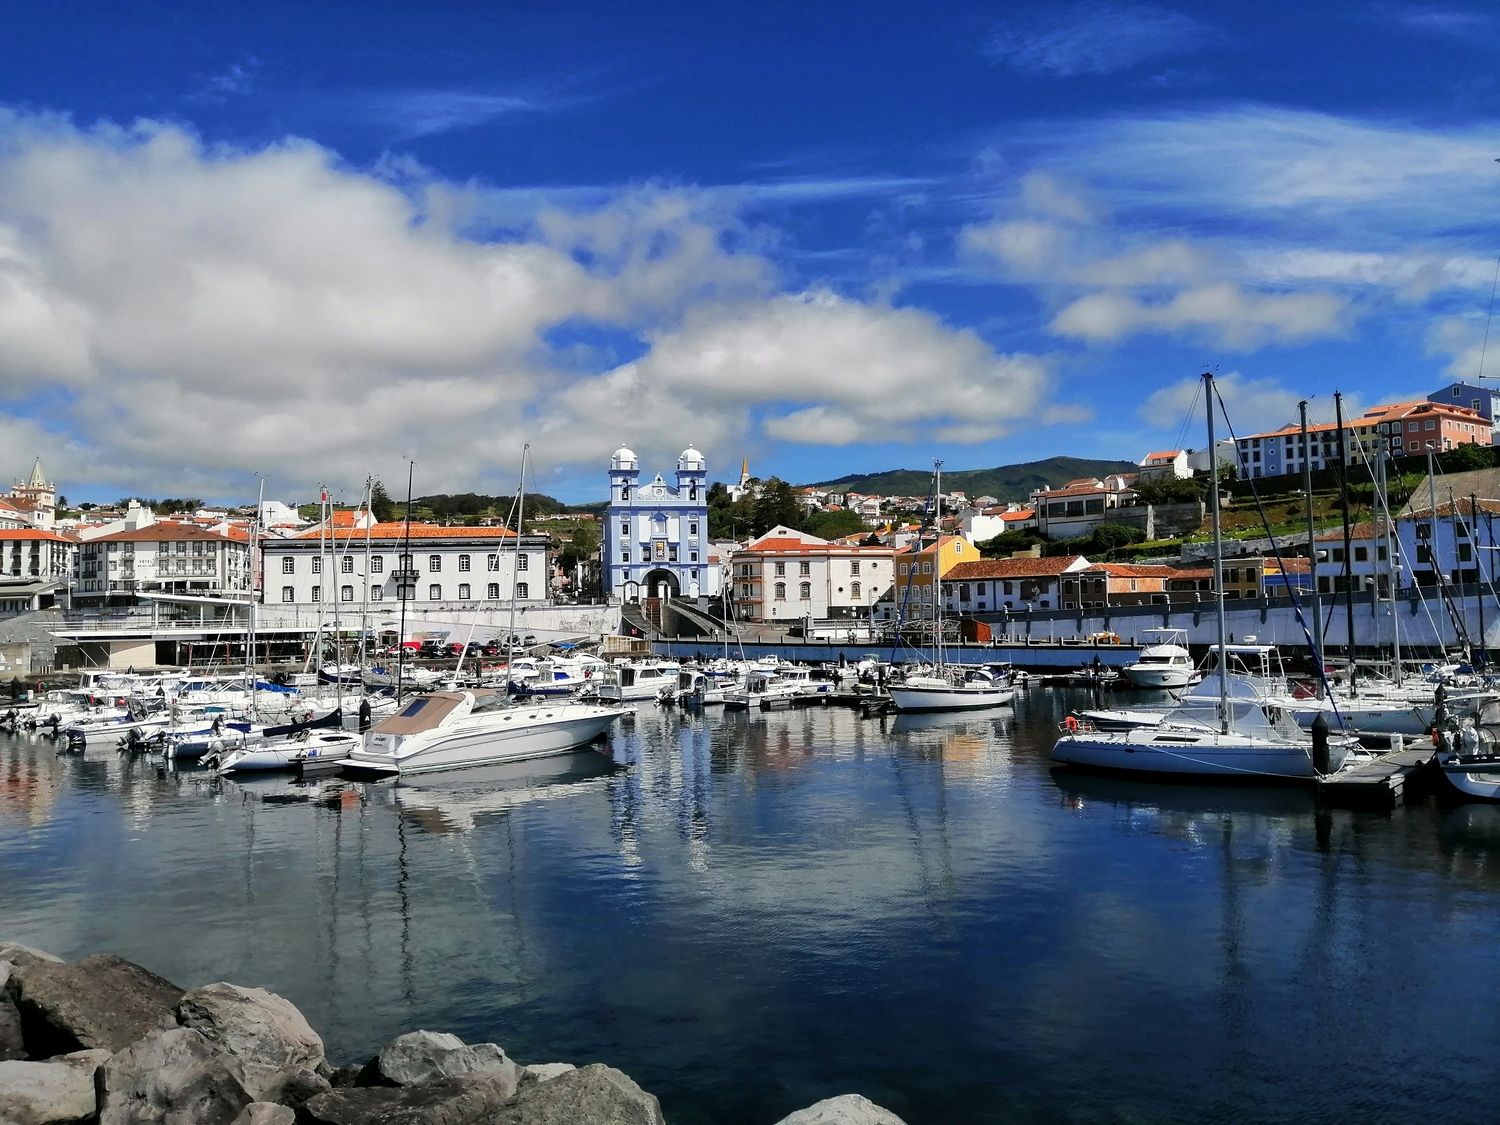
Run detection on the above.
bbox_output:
[89,524,239,544]
[296,522,516,542]
[1142,450,1181,462]
[1077,563,1179,577]
[0,528,72,543]
[945,555,1087,579]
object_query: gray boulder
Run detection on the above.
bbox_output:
[0,993,26,1060]
[0,944,63,969]
[230,1104,296,1125]
[97,1026,252,1125]
[492,1063,665,1125]
[519,1062,577,1085]
[176,982,324,1098]
[299,1071,518,1124]
[13,953,183,1056]
[372,1029,520,1090]
[0,1056,100,1124]
[253,1064,331,1106]
[773,1094,909,1124]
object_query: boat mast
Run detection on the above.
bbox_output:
[396,460,414,704]
[1473,491,1486,668]
[1298,401,1323,672]
[1334,391,1358,697]
[504,445,530,681]
[1377,441,1402,684]
[249,475,264,700]
[1204,371,1228,734]
[933,459,944,671]
[1428,451,1443,652]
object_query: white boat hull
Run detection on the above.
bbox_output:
[1438,754,1500,801]
[218,732,361,774]
[346,703,621,775]
[1121,666,1195,689]
[888,683,1015,712]
[1052,730,1343,781]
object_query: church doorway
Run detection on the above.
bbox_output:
[641,569,681,601]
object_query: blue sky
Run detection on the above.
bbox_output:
[3,1,1500,506]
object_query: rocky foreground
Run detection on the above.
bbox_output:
[0,942,907,1124]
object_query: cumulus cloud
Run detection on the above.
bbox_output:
[1052,283,1348,349]
[1136,371,1371,438]
[0,112,1055,501]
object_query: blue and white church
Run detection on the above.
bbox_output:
[604,446,712,602]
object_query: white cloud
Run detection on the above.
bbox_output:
[984,2,1217,77]
[1052,283,1348,349]
[1136,372,1370,438]
[0,112,1059,500]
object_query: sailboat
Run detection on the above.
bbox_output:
[888,460,1014,713]
[1051,371,1357,782]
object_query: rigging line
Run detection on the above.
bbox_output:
[1480,254,1500,381]
[1209,382,1341,714]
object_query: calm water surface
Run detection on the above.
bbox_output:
[4,687,1500,1124]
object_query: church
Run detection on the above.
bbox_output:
[1,458,57,531]
[603,446,712,602]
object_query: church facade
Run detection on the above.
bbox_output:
[603,446,713,602]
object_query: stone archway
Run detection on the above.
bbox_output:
[641,568,681,601]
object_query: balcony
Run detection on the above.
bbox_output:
[391,567,419,582]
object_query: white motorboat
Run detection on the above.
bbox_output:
[215,730,363,774]
[589,659,681,704]
[342,689,623,776]
[889,664,1015,712]
[1121,629,1197,689]
[723,672,804,710]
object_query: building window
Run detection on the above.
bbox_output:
[851,581,861,599]
[850,560,860,575]
[487,553,499,571]
[310,587,320,602]
[669,546,678,562]
[311,556,322,574]
[398,585,413,601]
[372,556,383,573]
[341,585,353,602]
[458,583,471,600]
[516,582,529,598]
[799,582,811,600]
[458,554,471,572]
[282,586,294,602]
[799,561,810,576]
[340,556,353,573]
[620,521,629,536]
[690,551,698,562]
[622,549,631,562]
[517,554,529,571]
[428,554,441,572]
[775,582,787,600]
[429,584,441,600]
[488,583,500,599]
[775,562,786,576]
[281,557,294,574]
[371,587,383,601]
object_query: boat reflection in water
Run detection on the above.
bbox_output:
[383,751,622,836]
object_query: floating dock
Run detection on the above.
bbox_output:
[1316,748,1436,809]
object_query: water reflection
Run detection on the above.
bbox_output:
[5,700,1500,1124]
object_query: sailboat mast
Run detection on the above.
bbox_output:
[933,459,944,670]
[1378,442,1402,683]
[396,460,414,703]
[504,445,530,677]
[1334,391,1358,697]
[1473,491,1486,668]
[1298,400,1323,671]
[249,475,264,693]
[1204,371,1228,734]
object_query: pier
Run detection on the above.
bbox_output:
[1316,748,1437,809]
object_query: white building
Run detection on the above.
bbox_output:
[603,446,713,602]
[940,555,1093,615]
[728,526,893,624]
[2,458,57,531]
[1137,449,1190,479]
[1030,476,1136,539]
[74,522,251,605]
[259,522,548,609]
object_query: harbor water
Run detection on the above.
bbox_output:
[3,687,1499,1123]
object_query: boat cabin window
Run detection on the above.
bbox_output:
[397,698,432,719]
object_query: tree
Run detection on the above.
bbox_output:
[1442,442,1497,474]
[805,509,867,540]
[1132,475,1201,506]
[750,477,804,536]
[370,480,397,522]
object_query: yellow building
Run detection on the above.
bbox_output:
[883,534,979,619]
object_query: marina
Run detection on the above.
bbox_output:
[5,681,1500,1123]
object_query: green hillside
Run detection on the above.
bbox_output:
[811,456,1138,503]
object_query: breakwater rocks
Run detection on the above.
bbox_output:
[0,943,907,1125]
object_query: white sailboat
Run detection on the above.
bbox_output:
[1052,371,1356,782]
[888,460,1014,713]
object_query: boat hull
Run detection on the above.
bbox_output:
[1438,754,1500,801]
[1051,731,1339,781]
[888,684,1014,712]
[1121,666,1195,689]
[345,704,621,776]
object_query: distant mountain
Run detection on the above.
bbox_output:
[810,456,1138,503]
